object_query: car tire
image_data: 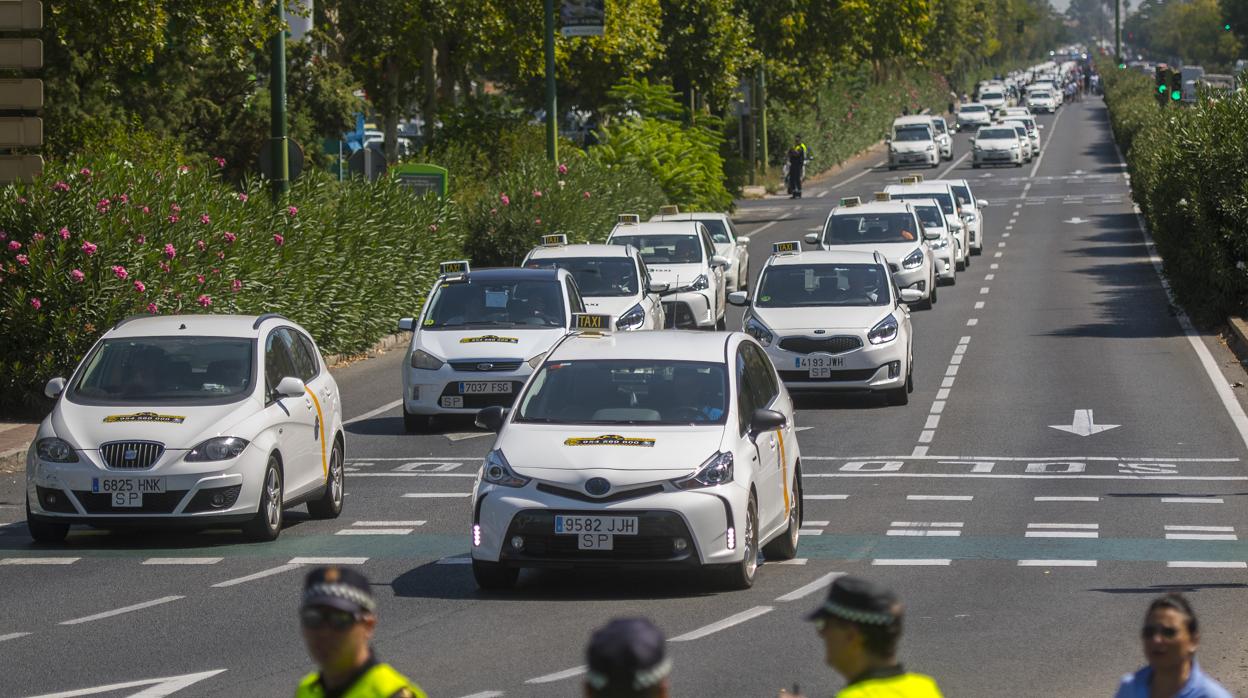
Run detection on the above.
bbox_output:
[930,281,938,305]
[906,359,915,394]
[26,498,68,544]
[307,439,344,519]
[1015,161,1023,168]
[719,493,759,590]
[403,408,433,434]
[472,560,519,590]
[243,456,283,542]
[943,272,956,286]
[762,469,801,561]
[886,371,911,405]
[739,266,749,292]
[972,163,981,169]
[715,316,727,331]
[888,165,896,171]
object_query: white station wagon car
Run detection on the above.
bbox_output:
[27,314,345,543]
[523,235,666,331]
[649,207,752,292]
[972,125,1025,168]
[469,323,804,590]
[607,217,729,330]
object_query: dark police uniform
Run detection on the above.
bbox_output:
[585,617,671,696]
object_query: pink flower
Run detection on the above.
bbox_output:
[237,192,248,202]
[500,193,510,206]
[199,214,211,225]
[170,203,181,213]
[429,224,438,232]
[70,269,84,283]
[96,198,111,214]
[196,239,206,252]
[0,232,6,240]
[29,297,41,310]
[133,280,146,293]
[583,191,591,199]
[7,240,19,251]
[32,232,43,242]
[222,232,236,244]
[52,181,70,192]
[211,267,220,275]
[58,227,70,240]
[213,156,226,168]
[557,163,568,175]
[216,251,225,260]
[81,241,98,256]
[159,261,170,273]
[135,234,146,245]
[231,278,243,293]
[532,189,543,198]
[534,218,542,225]
[119,194,129,205]
[196,294,212,307]
[167,215,180,224]
[177,165,190,175]
[490,208,498,215]
[286,205,298,217]
[195,273,206,284]
[163,243,176,259]
[17,196,26,204]
[273,233,284,247]
[112,265,128,280]
[141,206,150,215]
[147,303,159,314]
[15,254,29,266]
[79,168,91,177]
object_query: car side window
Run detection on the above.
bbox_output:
[264,331,299,401]
[698,225,715,260]
[289,329,321,382]
[565,278,586,314]
[743,344,778,410]
[735,347,756,435]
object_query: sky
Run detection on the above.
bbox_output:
[1051,0,1071,11]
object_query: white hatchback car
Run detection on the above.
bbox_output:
[607,217,729,330]
[955,103,993,131]
[27,314,345,543]
[883,180,969,271]
[469,326,803,590]
[522,235,666,331]
[649,208,752,292]
[909,200,958,284]
[972,125,1025,168]
[728,246,918,405]
[935,178,988,255]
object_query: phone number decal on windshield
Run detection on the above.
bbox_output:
[459,335,520,344]
[564,434,656,447]
[102,412,186,424]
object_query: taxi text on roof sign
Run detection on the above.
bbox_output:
[873,192,892,202]
[564,434,657,447]
[571,313,613,333]
[617,213,640,225]
[459,335,520,344]
[102,411,186,424]
[839,196,861,208]
[900,174,924,185]
[541,233,568,246]
[773,241,801,255]
[658,204,680,215]
[440,259,470,275]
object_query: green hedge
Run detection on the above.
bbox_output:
[1101,62,1248,324]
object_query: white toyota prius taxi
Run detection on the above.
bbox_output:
[522,234,666,330]
[607,216,729,330]
[729,243,918,405]
[398,261,581,432]
[27,314,345,543]
[468,317,804,591]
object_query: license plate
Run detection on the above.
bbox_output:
[458,381,513,395]
[796,356,844,369]
[440,396,464,408]
[555,514,639,536]
[576,533,614,550]
[92,477,165,508]
[809,367,833,378]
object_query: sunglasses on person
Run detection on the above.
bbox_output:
[1141,624,1180,640]
[300,607,363,631]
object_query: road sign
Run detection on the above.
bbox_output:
[0,38,40,68]
[0,116,40,146]
[258,138,304,181]
[0,154,42,182]
[391,162,447,198]
[348,146,386,182]
[0,78,40,109]
[0,0,41,30]
[561,0,604,36]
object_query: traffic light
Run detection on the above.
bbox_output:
[1226,23,1232,31]
[1168,68,1183,102]
[1155,65,1168,105]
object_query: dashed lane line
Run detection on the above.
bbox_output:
[670,606,774,642]
[336,528,415,536]
[831,161,887,189]
[525,666,587,685]
[60,595,184,626]
[805,494,849,500]
[1018,560,1097,567]
[458,692,504,698]
[775,572,844,602]
[1036,496,1099,502]
[1161,497,1223,504]
[402,492,473,498]
[872,559,951,566]
[907,495,973,501]
[212,563,302,588]
[0,632,31,643]
[344,399,403,425]
[1,557,79,565]
[142,557,223,565]
[288,557,369,565]
[936,152,971,179]
[353,520,427,527]
[1167,561,1247,569]
[1028,106,1064,178]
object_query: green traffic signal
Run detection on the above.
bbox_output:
[1225,23,1232,30]
[1171,90,1182,100]
[1158,85,1166,94]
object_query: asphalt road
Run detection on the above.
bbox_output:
[3,96,1248,698]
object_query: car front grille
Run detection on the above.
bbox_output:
[448,360,523,372]
[778,336,862,355]
[72,490,187,514]
[778,368,880,382]
[100,441,164,470]
[503,509,696,562]
[662,302,698,329]
[535,483,665,504]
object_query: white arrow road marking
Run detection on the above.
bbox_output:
[795,426,814,433]
[1063,217,1089,224]
[1072,169,1085,175]
[24,669,227,698]
[1049,409,1119,436]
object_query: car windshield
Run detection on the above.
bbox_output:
[525,257,637,297]
[979,128,1017,140]
[423,279,566,329]
[914,205,945,229]
[1011,126,1027,137]
[756,263,890,307]
[1031,91,1051,99]
[824,212,920,244]
[611,234,703,264]
[69,336,255,405]
[932,120,947,134]
[961,105,987,113]
[894,126,932,141]
[891,191,955,215]
[982,92,1003,100]
[693,219,731,244]
[515,360,727,425]
[951,185,973,207]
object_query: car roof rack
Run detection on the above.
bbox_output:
[253,313,289,329]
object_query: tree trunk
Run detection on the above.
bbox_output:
[436,38,455,106]
[420,35,437,147]
[384,58,400,163]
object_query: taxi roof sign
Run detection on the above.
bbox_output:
[617,213,641,225]
[873,192,892,202]
[541,233,568,247]
[899,175,924,185]
[838,196,861,207]
[439,260,470,276]
[773,241,801,255]
[570,312,613,334]
[658,204,680,215]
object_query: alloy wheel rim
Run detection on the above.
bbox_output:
[330,449,343,505]
[265,468,281,528]
[745,506,758,577]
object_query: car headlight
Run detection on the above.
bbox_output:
[616,303,646,331]
[1010,144,1020,150]
[926,144,935,151]
[929,236,949,249]
[673,451,734,490]
[526,352,547,369]
[744,316,774,346]
[869,315,899,345]
[482,449,529,488]
[185,436,249,462]
[902,248,925,269]
[36,437,79,463]
[409,349,444,370]
[963,211,978,222]
[689,274,709,292]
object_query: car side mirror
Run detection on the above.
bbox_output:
[736,236,751,245]
[475,405,508,432]
[885,138,892,145]
[710,255,730,269]
[44,377,66,399]
[647,281,670,294]
[276,376,306,399]
[398,317,415,331]
[804,233,820,245]
[978,200,989,208]
[923,230,941,241]
[1038,124,1045,128]
[727,291,750,307]
[749,408,787,437]
[899,288,924,303]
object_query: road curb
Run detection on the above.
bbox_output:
[1225,317,1248,362]
[324,331,407,369]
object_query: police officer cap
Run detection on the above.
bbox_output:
[806,575,900,626]
[301,565,377,614]
[585,618,671,692]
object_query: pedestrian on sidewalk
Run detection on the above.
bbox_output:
[779,576,943,698]
[295,566,427,698]
[1113,593,1232,698]
[584,617,671,698]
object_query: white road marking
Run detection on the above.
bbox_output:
[0,632,30,642]
[966,318,979,326]
[797,529,824,536]
[1018,560,1097,567]
[804,520,831,526]
[950,355,963,365]
[336,528,414,536]
[742,220,781,236]
[907,495,973,501]
[211,563,303,588]
[959,335,971,344]
[60,595,184,625]
[990,263,999,269]
[993,251,1003,258]
[1029,107,1062,178]
[670,606,774,642]
[833,162,888,188]
[354,520,427,527]
[871,559,951,566]
[817,190,830,198]
[1166,561,1247,569]
[525,666,587,684]
[1035,496,1099,502]
[890,521,963,527]
[1028,523,1099,529]
[348,457,485,461]
[808,473,1248,481]
[887,529,961,537]
[0,557,79,565]
[954,344,967,354]
[974,301,985,309]
[775,572,844,602]
[1025,531,1098,538]
[936,388,951,399]
[142,557,222,565]
[979,287,990,294]
[402,492,473,498]
[924,416,940,429]
[930,401,946,414]
[344,399,402,425]
[437,556,473,565]
[985,273,995,280]
[1166,533,1238,541]
[1049,409,1120,437]
[805,494,849,500]
[941,377,955,388]
[910,445,930,457]
[945,365,959,376]
[458,692,504,698]
[25,669,228,698]
[1161,497,1223,504]
[918,430,935,443]
[772,558,809,565]
[1165,525,1234,531]
[445,432,492,442]
[288,557,368,565]
[802,454,1237,462]
[997,242,1006,248]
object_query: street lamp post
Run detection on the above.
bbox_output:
[544,0,558,163]
[270,0,289,202]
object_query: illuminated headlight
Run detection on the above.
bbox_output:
[36,437,79,463]
[689,274,709,292]
[673,452,734,490]
[869,315,899,345]
[929,236,949,250]
[744,316,774,346]
[186,436,249,462]
[616,303,646,331]
[526,352,546,369]
[410,349,444,370]
[482,449,529,488]
[902,248,925,270]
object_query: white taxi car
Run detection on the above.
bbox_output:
[607,216,729,330]
[397,261,582,433]
[804,197,938,310]
[27,314,345,543]
[649,206,752,292]
[908,199,957,285]
[935,178,988,255]
[971,125,1025,168]
[1001,120,1034,161]
[728,245,918,405]
[468,319,803,590]
[930,115,953,160]
[522,235,666,331]
[883,179,970,271]
[887,116,939,170]
[1026,87,1058,113]
[955,102,993,131]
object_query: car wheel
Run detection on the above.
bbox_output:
[715,316,727,331]
[719,493,759,590]
[906,360,915,394]
[403,408,433,434]
[762,469,801,561]
[26,497,68,544]
[972,163,981,169]
[739,266,749,292]
[886,381,910,406]
[1015,161,1023,168]
[307,439,344,519]
[888,165,896,171]
[944,271,956,286]
[930,281,938,305]
[243,456,283,542]
[472,560,519,590]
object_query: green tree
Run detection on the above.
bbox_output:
[656,0,758,113]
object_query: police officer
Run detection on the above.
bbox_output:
[780,576,943,698]
[295,566,427,698]
[583,617,672,698]
[787,136,808,199]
